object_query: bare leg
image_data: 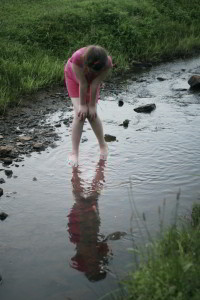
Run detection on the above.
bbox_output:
[88,114,108,160]
[68,98,85,166]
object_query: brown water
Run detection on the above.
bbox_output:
[0,56,200,300]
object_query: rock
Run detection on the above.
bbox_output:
[119,119,130,128]
[33,177,37,181]
[0,135,3,139]
[81,137,88,143]
[0,178,5,184]
[0,212,8,221]
[0,274,2,284]
[134,103,156,114]
[55,123,61,128]
[157,77,166,81]
[18,136,33,142]
[1,158,13,165]
[4,170,13,177]
[0,146,14,158]
[63,119,70,126]
[104,231,127,241]
[32,143,45,151]
[0,188,3,197]
[104,134,116,142]
[188,75,200,89]
[118,100,124,107]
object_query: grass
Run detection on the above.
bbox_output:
[118,201,200,300]
[1,0,200,111]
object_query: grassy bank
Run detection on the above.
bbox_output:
[1,0,200,111]
[119,203,200,300]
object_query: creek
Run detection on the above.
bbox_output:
[0,56,200,300]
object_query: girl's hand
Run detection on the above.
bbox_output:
[78,104,88,120]
[88,105,97,121]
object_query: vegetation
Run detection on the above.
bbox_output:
[120,203,200,300]
[1,0,200,110]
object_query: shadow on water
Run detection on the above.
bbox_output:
[67,160,112,282]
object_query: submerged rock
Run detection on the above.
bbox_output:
[4,170,13,177]
[104,231,127,241]
[0,212,8,221]
[0,178,5,184]
[118,100,124,107]
[119,119,130,128]
[0,188,3,197]
[134,103,156,114]
[104,134,116,142]
[188,75,200,89]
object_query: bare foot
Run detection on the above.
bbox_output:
[100,143,108,160]
[68,153,78,167]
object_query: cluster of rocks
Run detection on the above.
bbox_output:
[0,89,72,167]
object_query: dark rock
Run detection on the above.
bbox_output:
[0,212,8,221]
[81,137,88,143]
[33,177,37,181]
[0,178,5,184]
[0,188,3,197]
[157,77,166,81]
[123,119,129,128]
[104,231,127,241]
[134,103,156,114]
[55,123,61,128]
[104,134,116,142]
[188,75,200,89]
[63,119,70,126]
[4,170,13,177]
[118,100,124,107]
[119,119,130,128]
[0,274,2,284]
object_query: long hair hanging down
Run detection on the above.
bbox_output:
[83,45,108,71]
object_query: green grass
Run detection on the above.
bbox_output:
[1,0,200,111]
[120,203,200,300]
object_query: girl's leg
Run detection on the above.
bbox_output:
[68,98,85,166]
[88,114,108,160]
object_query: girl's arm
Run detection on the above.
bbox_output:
[72,63,88,119]
[89,68,111,120]
[90,68,110,105]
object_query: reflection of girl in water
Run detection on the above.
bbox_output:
[67,160,111,282]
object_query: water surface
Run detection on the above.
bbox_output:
[0,56,200,300]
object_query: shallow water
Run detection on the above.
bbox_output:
[1,56,200,300]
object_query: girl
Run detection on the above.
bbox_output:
[64,45,113,167]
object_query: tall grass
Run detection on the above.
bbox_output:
[1,0,200,111]
[115,184,200,300]
[121,203,200,300]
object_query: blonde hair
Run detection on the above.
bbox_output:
[83,45,108,71]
